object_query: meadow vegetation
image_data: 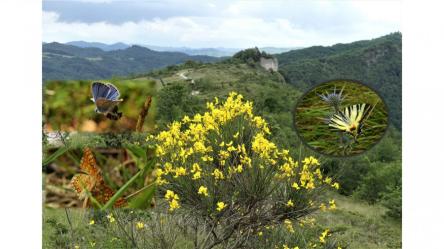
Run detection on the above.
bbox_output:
[43,35,402,248]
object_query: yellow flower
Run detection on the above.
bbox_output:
[233,132,239,138]
[74,246,80,249]
[258,231,263,236]
[136,222,145,230]
[198,186,209,196]
[283,245,290,249]
[212,169,225,180]
[182,115,191,123]
[193,141,207,153]
[191,163,201,173]
[291,182,300,190]
[106,214,115,223]
[235,165,243,173]
[286,199,294,207]
[306,181,315,189]
[329,200,336,210]
[219,150,230,160]
[319,229,329,243]
[165,190,178,200]
[169,199,180,211]
[324,177,332,184]
[202,155,213,162]
[332,182,340,189]
[174,167,187,178]
[320,203,327,211]
[192,171,202,180]
[89,219,95,225]
[284,219,295,233]
[89,241,96,247]
[216,201,226,211]
[227,145,236,152]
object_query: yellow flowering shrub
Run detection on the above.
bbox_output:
[151,92,339,248]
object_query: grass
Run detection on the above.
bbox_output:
[294,80,389,156]
[42,192,401,249]
[316,191,401,249]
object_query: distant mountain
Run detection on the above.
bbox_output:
[43,42,220,81]
[66,41,130,51]
[141,45,238,57]
[276,32,402,129]
[62,41,301,57]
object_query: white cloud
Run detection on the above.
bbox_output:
[42,1,401,48]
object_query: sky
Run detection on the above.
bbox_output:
[42,0,402,48]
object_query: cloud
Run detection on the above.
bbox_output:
[42,1,401,48]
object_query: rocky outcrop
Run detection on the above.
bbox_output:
[260,57,278,72]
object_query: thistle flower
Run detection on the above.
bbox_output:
[318,86,345,111]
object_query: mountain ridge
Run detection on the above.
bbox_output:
[56,41,300,57]
[42,42,220,81]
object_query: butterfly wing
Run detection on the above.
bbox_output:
[91,82,111,102]
[79,148,102,182]
[71,174,95,199]
[71,148,127,208]
[104,83,121,101]
[355,103,375,134]
[91,82,123,114]
[328,110,351,132]
[328,103,374,135]
[92,183,127,208]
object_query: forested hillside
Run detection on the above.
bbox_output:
[42,42,220,81]
[277,32,401,129]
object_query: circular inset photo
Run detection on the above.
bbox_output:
[294,80,388,157]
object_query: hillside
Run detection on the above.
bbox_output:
[42,42,220,81]
[62,41,301,57]
[276,32,402,129]
[44,61,402,248]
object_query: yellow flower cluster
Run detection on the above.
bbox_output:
[136,222,145,230]
[198,186,208,196]
[216,201,226,211]
[319,229,330,244]
[165,190,180,211]
[153,92,269,212]
[106,214,115,223]
[284,219,295,233]
[152,92,340,217]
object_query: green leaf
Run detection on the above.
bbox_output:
[127,184,156,209]
[101,170,142,211]
[125,144,147,169]
[43,146,69,166]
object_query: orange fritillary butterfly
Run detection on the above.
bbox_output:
[70,147,126,208]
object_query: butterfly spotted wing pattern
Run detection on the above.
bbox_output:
[70,148,127,208]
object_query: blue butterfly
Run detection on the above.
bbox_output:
[90,82,123,120]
